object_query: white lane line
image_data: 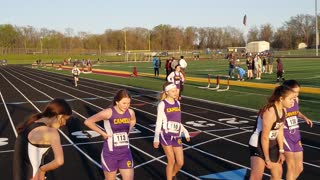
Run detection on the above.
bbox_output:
[19,68,320,169]
[1,70,102,168]
[7,69,198,179]
[0,90,18,137]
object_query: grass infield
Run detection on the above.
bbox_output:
[30,57,320,121]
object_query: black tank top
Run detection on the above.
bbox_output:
[13,122,51,180]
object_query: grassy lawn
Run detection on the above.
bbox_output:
[34,57,320,121]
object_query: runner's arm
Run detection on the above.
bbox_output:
[128,109,136,132]
[261,108,276,162]
[154,101,166,142]
[84,109,112,139]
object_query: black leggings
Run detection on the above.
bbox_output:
[154,68,159,76]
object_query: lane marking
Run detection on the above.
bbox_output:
[0,89,18,137]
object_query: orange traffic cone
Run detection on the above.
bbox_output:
[132,66,138,77]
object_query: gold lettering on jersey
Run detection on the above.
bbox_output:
[286,111,299,117]
[166,107,180,113]
[114,118,130,124]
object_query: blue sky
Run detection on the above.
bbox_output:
[0,0,315,34]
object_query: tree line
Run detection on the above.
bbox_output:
[0,14,317,54]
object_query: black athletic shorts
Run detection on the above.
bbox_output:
[249,144,279,162]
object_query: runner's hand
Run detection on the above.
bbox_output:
[278,153,285,164]
[265,160,272,169]
[305,118,313,128]
[186,137,190,142]
[153,142,160,148]
[102,133,112,140]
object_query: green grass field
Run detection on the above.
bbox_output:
[33,57,320,121]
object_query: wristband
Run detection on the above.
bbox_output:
[279,149,285,153]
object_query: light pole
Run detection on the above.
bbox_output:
[316,0,319,56]
[40,37,43,54]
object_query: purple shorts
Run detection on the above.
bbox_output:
[284,129,303,152]
[160,132,182,147]
[284,138,303,152]
[101,150,134,172]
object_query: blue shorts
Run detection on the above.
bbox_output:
[101,150,134,172]
[160,132,182,147]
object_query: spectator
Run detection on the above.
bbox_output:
[235,66,246,81]
[228,58,235,78]
[262,57,267,73]
[276,58,285,82]
[246,56,253,80]
[255,55,262,80]
[268,54,274,74]
[170,57,178,71]
[153,56,161,77]
[165,58,173,79]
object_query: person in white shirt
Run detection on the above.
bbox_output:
[71,64,81,87]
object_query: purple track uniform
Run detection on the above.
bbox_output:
[101,107,133,172]
[154,100,189,147]
[249,105,285,162]
[167,72,184,90]
[283,100,303,152]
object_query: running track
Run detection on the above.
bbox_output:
[0,65,319,180]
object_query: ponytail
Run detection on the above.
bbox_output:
[159,91,167,101]
[17,113,43,134]
[16,98,72,134]
[159,82,175,101]
[259,85,293,116]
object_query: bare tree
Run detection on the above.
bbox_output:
[259,24,273,42]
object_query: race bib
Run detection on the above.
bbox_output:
[167,121,180,133]
[113,132,129,147]
[269,130,278,140]
[286,116,299,130]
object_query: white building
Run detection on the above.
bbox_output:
[246,41,270,53]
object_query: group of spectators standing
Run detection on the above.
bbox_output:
[228,53,285,82]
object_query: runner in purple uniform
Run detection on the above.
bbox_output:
[84,89,136,180]
[153,82,190,180]
[282,80,313,180]
[167,65,185,100]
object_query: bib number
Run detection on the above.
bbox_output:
[286,116,299,130]
[113,132,129,147]
[167,121,180,133]
[269,130,278,140]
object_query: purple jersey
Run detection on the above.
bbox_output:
[284,100,302,143]
[163,100,181,136]
[103,107,131,154]
[173,72,182,89]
